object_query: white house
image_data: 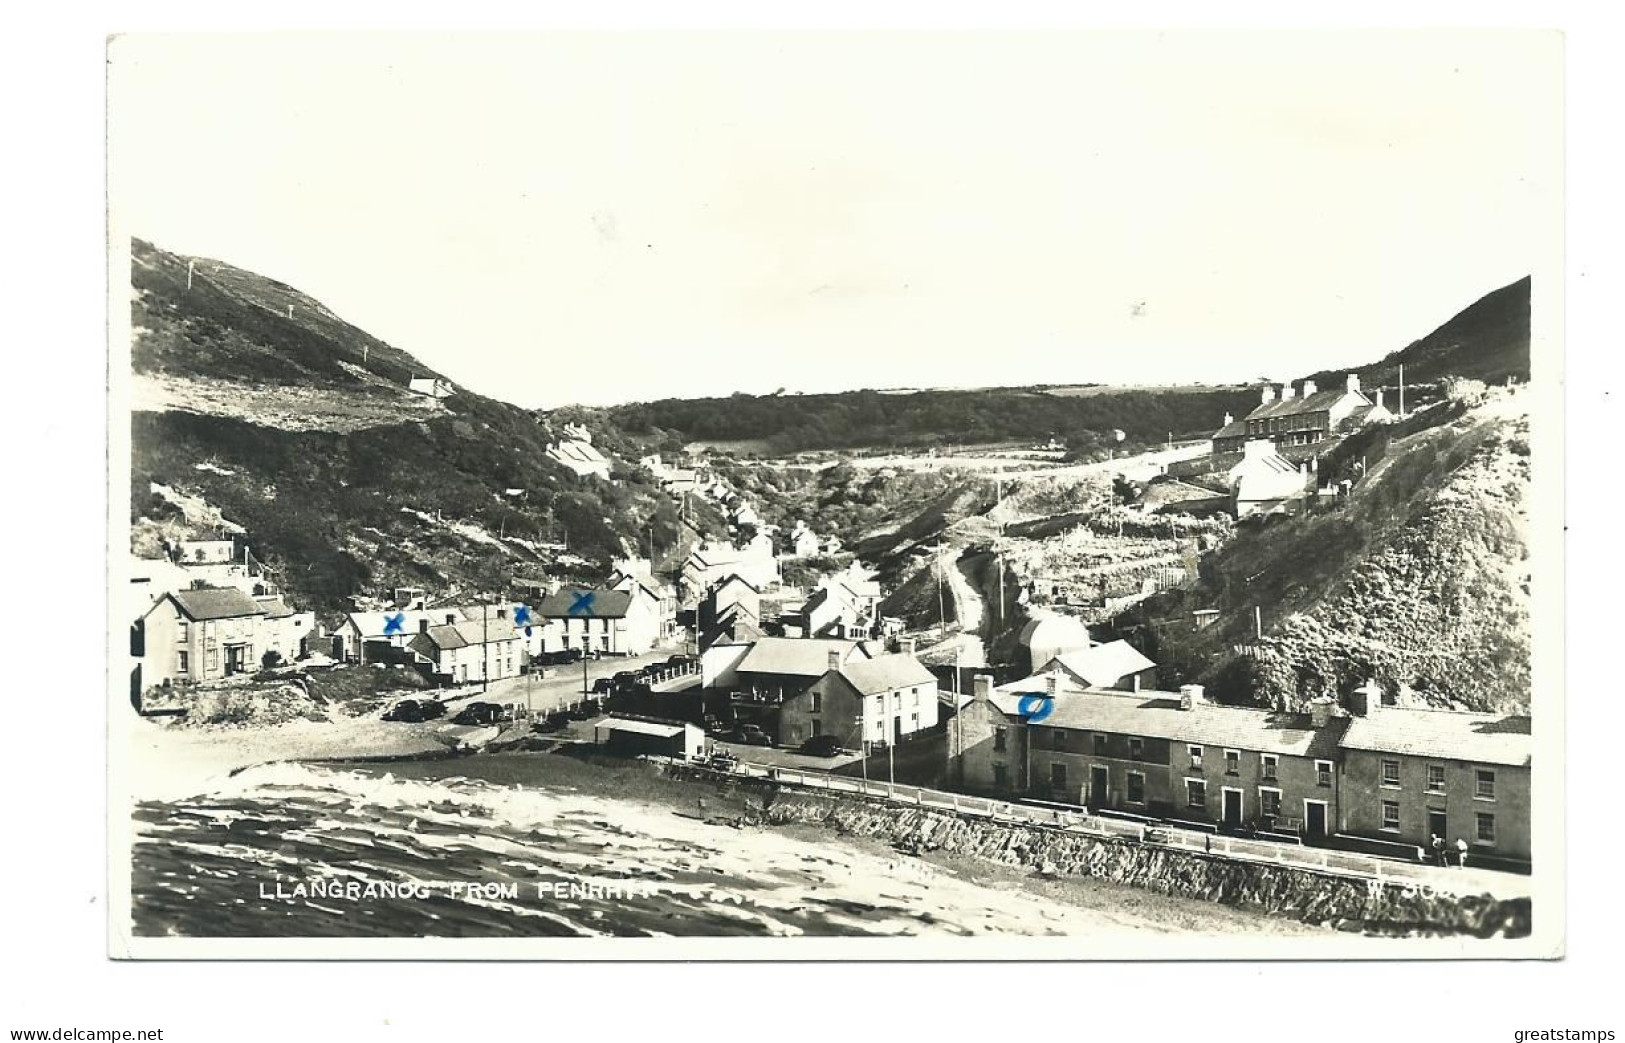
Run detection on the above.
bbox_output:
[534,585,662,656]
[407,376,454,400]
[409,620,523,685]
[1229,439,1311,518]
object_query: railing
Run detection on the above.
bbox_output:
[683,758,1520,893]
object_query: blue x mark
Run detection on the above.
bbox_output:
[568,591,596,616]
[513,605,532,627]
[383,612,407,637]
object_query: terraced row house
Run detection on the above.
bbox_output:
[949,671,1531,865]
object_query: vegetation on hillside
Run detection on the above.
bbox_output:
[1305,276,1531,393]
[603,385,1260,457]
[129,238,717,614]
[1120,391,1532,714]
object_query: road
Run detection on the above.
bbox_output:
[438,646,689,716]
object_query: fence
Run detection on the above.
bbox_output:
[697,759,1509,893]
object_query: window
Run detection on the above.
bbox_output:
[810,691,822,713]
[1381,800,1401,832]
[912,688,921,707]
[1476,812,1496,845]
[206,648,218,672]
[1188,745,1204,769]
[992,764,1008,787]
[1426,764,1446,793]
[176,651,189,674]
[1051,762,1068,789]
[1224,750,1240,776]
[1260,788,1282,818]
[1129,738,1144,761]
[1093,734,1108,755]
[1316,760,1333,787]
[1126,772,1145,804]
[810,717,821,735]
[1381,759,1401,788]
[993,727,1007,753]
[1475,769,1496,801]
[1261,754,1278,781]
[1186,778,1207,809]
[177,620,189,642]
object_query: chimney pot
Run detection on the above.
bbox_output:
[1223,412,1234,427]
[1302,379,1317,397]
[972,674,993,702]
[1179,684,1204,710]
[1261,385,1277,404]
[1281,384,1296,401]
[827,648,842,671]
[1046,672,1061,695]
[1309,696,1334,729]
[418,619,429,634]
[1346,373,1360,393]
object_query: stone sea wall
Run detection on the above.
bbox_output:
[755,786,1531,938]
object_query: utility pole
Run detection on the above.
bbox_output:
[481,601,489,694]
[855,714,869,787]
[1254,605,1263,640]
[1398,363,1406,418]
[186,261,194,290]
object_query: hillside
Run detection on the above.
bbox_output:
[602,385,1261,457]
[1121,387,1533,714]
[128,238,708,614]
[1305,276,1531,393]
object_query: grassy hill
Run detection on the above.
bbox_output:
[1305,276,1531,393]
[601,384,1261,458]
[128,238,711,615]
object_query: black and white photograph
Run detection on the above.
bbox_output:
[99,28,1567,960]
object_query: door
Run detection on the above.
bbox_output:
[1305,801,1328,841]
[893,716,903,743]
[1088,766,1109,809]
[1222,789,1243,829]
[1428,809,1448,842]
[225,644,248,676]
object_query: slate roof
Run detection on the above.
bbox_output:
[535,587,633,619]
[415,620,522,651]
[1212,417,1251,441]
[1247,388,1355,422]
[736,637,869,677]
[835,654,937,695]
[1339,708,1532,767]
[167,587,267,621]
[990,677,1347,759]
[1046,640,1156,687]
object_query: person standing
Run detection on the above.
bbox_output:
[1430,833,1446,867]
[1455,837,1469,869]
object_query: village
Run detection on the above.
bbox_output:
[123,366,1532,898]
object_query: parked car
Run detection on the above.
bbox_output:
[534,711,572,733]
[591,676,615,695]
[566,701,604,721]
[703,716,729,736]
[665,654,696,668]
[383,698,446,723]
[451,701,506,726]
[799,734,844,758]
[733,723,774,747]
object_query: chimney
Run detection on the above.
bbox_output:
[1281,384,1296,401]
[972,674,993,703]
[1309,696,1334,729]
[1302,379,1317,397]
[445,613,456,624]
[1261,385,1277,405]
[1346,373,1360,393]
[1179,684,1204,710]
[496,606,507,620]
[1350,679,1383,717]
[1223,412,1234,427]
[1046,672,1061,696]
[1375,388,1385,410]
[827,648,842,672]
[900,637,917,657]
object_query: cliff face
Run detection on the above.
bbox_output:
[758,789,1529,938]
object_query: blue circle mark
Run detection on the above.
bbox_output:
[1016,693,1055,723]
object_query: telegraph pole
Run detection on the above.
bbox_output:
[855,714,868,787]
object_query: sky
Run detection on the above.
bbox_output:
[108,31,1561,408]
